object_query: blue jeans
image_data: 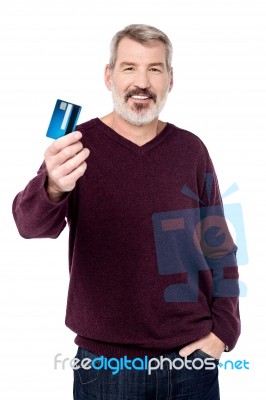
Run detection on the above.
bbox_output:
[73,346,220,400]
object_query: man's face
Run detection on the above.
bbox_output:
[105,38,173,126]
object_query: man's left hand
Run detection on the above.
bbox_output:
[179,332,225,360]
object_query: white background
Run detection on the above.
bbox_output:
[0,0,265,398]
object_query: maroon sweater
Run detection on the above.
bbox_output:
[12,118,240,358]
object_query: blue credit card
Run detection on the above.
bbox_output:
[46,99,82,139]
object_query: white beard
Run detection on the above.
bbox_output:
[111,84,169,126]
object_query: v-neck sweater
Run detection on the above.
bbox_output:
[12,118,240,358]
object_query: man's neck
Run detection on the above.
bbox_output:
[100,112,166,147]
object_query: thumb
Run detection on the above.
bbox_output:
[179,340,201,357]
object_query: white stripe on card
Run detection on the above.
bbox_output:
[61,103,73,130]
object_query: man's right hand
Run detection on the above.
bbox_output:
[44,131,90,202]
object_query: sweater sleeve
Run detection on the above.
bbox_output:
[198,146,241,351]
[209,228,241,351]
[12,163,70,239]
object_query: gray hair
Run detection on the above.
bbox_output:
[109,24,173,71]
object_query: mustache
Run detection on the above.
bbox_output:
[124,89,157,102]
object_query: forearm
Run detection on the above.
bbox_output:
[12,166,69,239]
[207,245,241,351]
[211,291,241,352]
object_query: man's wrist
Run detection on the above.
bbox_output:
[46,188,65,202]
[46,183,65,203]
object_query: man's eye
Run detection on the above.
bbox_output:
[149,68,161,73]
[124,67,134,71]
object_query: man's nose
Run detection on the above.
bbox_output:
[133,70,151,89]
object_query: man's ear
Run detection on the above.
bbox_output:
[104,64,112,91]
[168,67,174,92]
